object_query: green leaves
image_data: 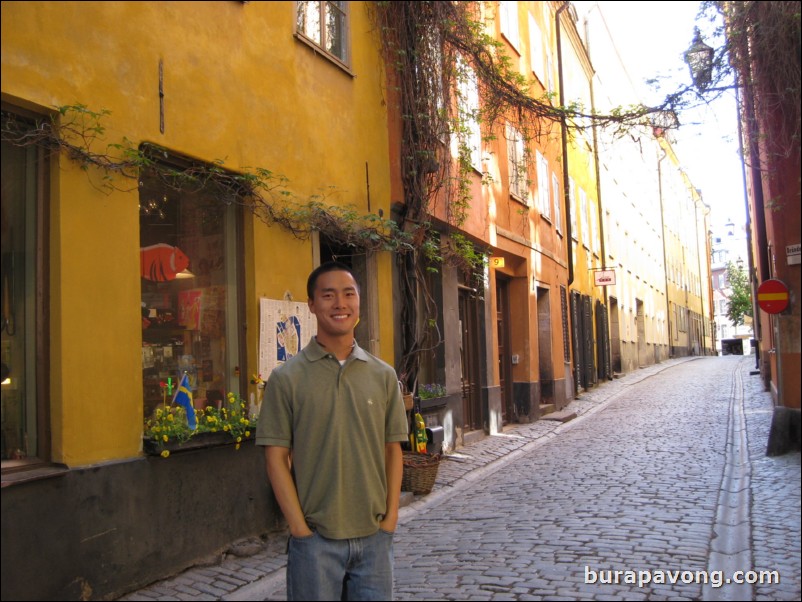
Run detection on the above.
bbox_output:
[724,260,752,326]
[4,104,412,255]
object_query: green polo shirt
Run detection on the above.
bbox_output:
[256,338,408,540]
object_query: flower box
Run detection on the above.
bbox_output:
[143,391,257,458]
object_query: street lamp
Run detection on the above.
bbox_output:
[684,27,714,91]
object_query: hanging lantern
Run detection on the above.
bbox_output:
[684,28,714,91]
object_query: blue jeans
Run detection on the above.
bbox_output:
[286,529,394,601]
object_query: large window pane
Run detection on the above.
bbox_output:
[139,164,242,419]
[297,0,321,45]
[1,109,48,466]
[325,1,347,61]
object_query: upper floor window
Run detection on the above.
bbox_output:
[1,107,50,470]
[552,172,562,233]
[536,151,550,219]
[139,154,245,422]
[296,1,349,66]
[579,187,589,248]
[569,177,578,241]
[506,123,528,203]
[499,1,520,53]
[528,11,545,86]
[457,58,482,171]
[589,196,599,254]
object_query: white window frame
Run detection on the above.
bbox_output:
[542,2,555,94]
[536,151,550,219]
[499,1,520,52]
[457,58,482,171]
[506,123,528,203]
[569,177,578,241]
[528,12,545,85]
[552,172,562,233]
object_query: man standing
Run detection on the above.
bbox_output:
[257,261,408,601]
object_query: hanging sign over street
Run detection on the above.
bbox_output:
[756,279,790,314]
[594,269,616,286]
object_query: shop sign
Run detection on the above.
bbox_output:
[594,269,616,286]
[787,243,801,266]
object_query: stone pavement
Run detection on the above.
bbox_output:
[119,356,800,601]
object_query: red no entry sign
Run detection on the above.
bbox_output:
[756,279,789,314]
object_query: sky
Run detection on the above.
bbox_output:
[572,1,747,232]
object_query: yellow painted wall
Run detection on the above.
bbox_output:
[2,1,393,464]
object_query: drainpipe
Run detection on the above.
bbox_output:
[586,13,610,379]
[735,85,759,369]
[735,28,770,386]
[657,146,673,357]
[556,1,573,286]
[693,194,709,355]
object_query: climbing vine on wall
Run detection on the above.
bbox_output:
[0,104,412,255]
[708,0,801,161]
[369,0,696,391]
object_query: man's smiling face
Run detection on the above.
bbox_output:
[308,269,360,339]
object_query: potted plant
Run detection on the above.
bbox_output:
[418,383,446,400]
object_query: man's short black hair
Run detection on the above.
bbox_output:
[307,261,358,299]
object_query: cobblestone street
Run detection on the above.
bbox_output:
[391,357,801,600]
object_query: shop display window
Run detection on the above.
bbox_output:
[139,158,243,419]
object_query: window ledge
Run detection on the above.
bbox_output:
[1,463,69,488]
[510,193,530,207]
[294,33,354,77]
[420,396,449,411]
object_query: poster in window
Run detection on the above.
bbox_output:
[178,289,203,330]
[197,286,225,338]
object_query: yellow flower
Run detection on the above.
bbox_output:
[236,436,242,443]
[160,450,170,458]
[244,430,251,438]
[162,434,168,443]
[235,443,241,450]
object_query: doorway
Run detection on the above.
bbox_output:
[496,277,514,423]
[636,298,646,367]
[459,287,483,432]
[609,296,622,373]
[537,287,553,404]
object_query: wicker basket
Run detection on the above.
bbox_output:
[401,451,441,495]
